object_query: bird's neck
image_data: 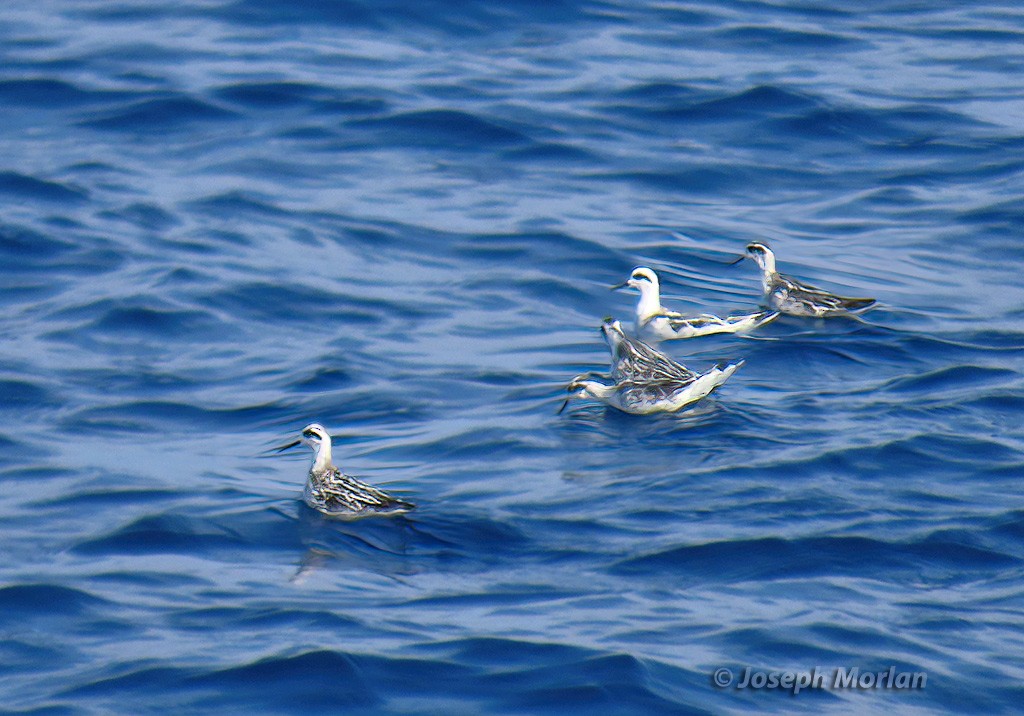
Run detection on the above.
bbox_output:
[312,440,333,473]
[635,284,662,321]
[759,254,777,289]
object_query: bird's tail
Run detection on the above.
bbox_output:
[840,296,876,311]
[707,359,744,389]
[727,310,779,332]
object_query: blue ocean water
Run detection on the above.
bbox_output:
[2,0,1024,713]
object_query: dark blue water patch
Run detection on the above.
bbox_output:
[153,268,220,290]
[212,81,335,108]
[395,583,583,612]
[403,639,712,715]
[610,84,819,124]
[215,0,596,35]
[168,605,364,633]
[0,638,73,681]
[70,510,303,557]
[311,96,391,117]
[57,664,195,701]
[89,570,211,592]
[0,433,30,466]
[288,511,426,569]
[59,367,202,401]
[958,197,1024,232]
[275,124,340,142]
[59,651,449,712]
[614,81,704,104]
[268,387,435,435]
[899,330,1024,360]
[611,534,1020,584]
[498,655,703,715]
[63,4,209,22]
[988,510,1024,542]
[0,172,88,203]
[87,304,229,340]
[0,280,63,306]
[717,626,863,665]
[807,624,934,660]
[62,399,297,435]
[641,5,721,26]
[289,367,355,392]
[591,162,831,197]
[33,488,183,510]
[882,365,1019,396]
[939,52,1024,74]
[908,26,1024,43]
[156,230,255,254]
[184,190,290,219]
[0,464,76,486]
[72,42,201,69]
[62,160,136,177]
[77,96,239,132]
[312,220,460,260]
[405,427,547,463]
[213,0,381,28]
[768,107,905,144]
[0,585,108,621]
[348,109,531,151]
[0,379,59,411]
[0,78,114,107]
[963,393,1024,425]
[188,651,379,711]
[200,282,382,326]
[61,651,470,713]
[757,434,1012,482]
[712,24,867,50]
[881,156,1024,190]
[42,296,196,330]
[503,141,601,164]
[665,84,819,120]
[414,636,600,669]
[401,512,534,562]
[452,230,627,268]
[96,202,179,231]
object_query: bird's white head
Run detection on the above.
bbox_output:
[612,267,662,320]
[614,267,660,292]
[600,318,629,350]
[559,372,616,412]
[745,242,777,276]
[300,423,333,472]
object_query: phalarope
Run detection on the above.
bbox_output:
[560,319,743,415]
[733,242,875,317]
[612,266,778,341]
[276,423,414,518]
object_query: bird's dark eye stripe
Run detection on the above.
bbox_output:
[631,273,649,281]
[302,430,317,438]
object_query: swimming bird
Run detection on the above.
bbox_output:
[560,319,743,415]
[600,317,694,384]
[733,242,875,317]
[275,423,414,518]
[612,266,778,341]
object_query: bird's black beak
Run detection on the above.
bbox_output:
[556,398,570,415]
[609,280,629,291]
[727,253,747,266]
[274,439,302,453]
